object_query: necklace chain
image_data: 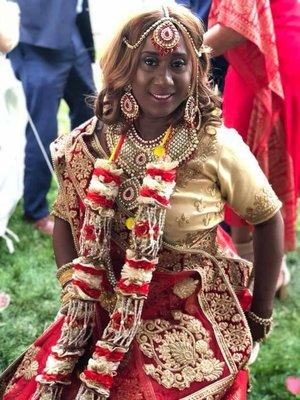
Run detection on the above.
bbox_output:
[129,124,166,147]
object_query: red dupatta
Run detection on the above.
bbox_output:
[209,0,296,250]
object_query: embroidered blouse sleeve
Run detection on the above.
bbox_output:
[50,135,70,222]
[217,128,282,224]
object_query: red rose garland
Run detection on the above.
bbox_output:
[77,156,178,399]
[33,128,178,400]
[33,158,123,400]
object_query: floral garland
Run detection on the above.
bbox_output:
[33,128,178,400]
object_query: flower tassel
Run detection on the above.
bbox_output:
[34,159,123,400]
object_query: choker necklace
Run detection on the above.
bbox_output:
[107,122,199,179]
[106,122,200,213]
[129,124,165,147]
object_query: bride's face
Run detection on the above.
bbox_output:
[131,34,192,120]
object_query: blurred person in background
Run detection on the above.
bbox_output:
[9,0,96,235]
[177,0,228,92]
[0,0,27,253]
[0,0,23,329]
[205,0,300,296]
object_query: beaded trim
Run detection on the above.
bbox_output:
[56,262,74,288]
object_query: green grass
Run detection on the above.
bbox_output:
[0,104,299,398]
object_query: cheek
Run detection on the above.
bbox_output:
[132,69,147,96]
[176,73,192,98]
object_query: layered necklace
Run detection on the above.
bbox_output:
[107,122,199,214]
[34,125,184,400]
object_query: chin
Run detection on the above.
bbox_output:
[145,106,178,120]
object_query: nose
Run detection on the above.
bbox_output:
[153,65,174,87]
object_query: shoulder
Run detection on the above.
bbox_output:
[50,117,97,173]
[192,124,244,163]
[214,125,252,161]
[215,125,245,147]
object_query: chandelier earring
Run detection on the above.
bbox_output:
[184,69,202,130]
[184,94,201,130]
[120,84,139,121]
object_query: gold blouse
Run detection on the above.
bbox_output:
[51,120,281,252]
[165,125,281,244]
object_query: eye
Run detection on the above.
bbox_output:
[171,58,187,69]
[143,56,158,67]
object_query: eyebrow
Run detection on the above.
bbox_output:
[141,51,188,57]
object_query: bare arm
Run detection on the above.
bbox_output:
[249,211,284,339]
[203,23,247,57]
[53,217,78,268]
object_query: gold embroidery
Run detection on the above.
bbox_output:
[137,310,225,390]
[51,186,69,222]
[245,186,280,224]
[176,213,190,227]
[157,250,183,271]
[219,322,252,353]
[180,254,252,370]
[180,375,235,400]
[14,345,40,381]
[163,227,218,255]
[173,278,199,299]
[194,198,204,212]
[176,128,218,188]
[204,293,237,322]
[207,182,218,197]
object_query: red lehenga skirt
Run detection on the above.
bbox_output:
[1,229,252,400]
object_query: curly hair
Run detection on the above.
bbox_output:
[95,4,222,132]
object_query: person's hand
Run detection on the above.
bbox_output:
[0,1,20,53]
[246,317,266,342]
[246,311,272,342]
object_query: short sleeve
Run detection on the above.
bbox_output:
[50,134,70,222]
[217,128,282,225]
[51,186,69,222]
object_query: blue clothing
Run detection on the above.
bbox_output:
[178,0,211,27]
[10,0,95,221]
[177,0,228,92]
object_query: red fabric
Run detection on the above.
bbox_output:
[40,372,70,382]
[83,224,96,240]
[73,263,103,276]
[94,346,125,362]
[126,257,156,270]
[223,369,249,399]
[72,279,101,299]
[117,279,150,296]
[139,187,169,206]
[209,0,300,251]
[83,370,113,389]
[147,167,177,182]
[93,168,121,185]
[3,265,251,400]
[86,191,114,208]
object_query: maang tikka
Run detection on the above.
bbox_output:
[122,5,209,58]
[120,85,139,121]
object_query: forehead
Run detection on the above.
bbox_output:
[141,33,189,56]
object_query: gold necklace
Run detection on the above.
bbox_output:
[106,123,199,178]
[129,124,165,147]
[106,122,200,213]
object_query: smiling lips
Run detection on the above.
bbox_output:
[150,92,174,100]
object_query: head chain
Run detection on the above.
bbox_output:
[122,16,210,58]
